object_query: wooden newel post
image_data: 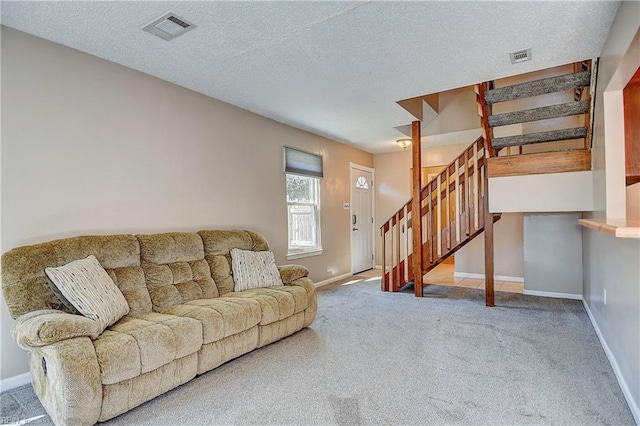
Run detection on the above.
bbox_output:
[483,160,495,307]
[411,121,423,297]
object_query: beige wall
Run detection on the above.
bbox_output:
[422,87,480,136]
[583,2,640,421]
[0,27,373,380]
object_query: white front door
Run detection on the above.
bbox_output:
[350,165,374,274]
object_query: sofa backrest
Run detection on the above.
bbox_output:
[1,229,273,318]
[1,235,151,319]
[198,230,270,296]
[137,232,218,312]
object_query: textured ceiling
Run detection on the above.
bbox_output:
[0,1,619,154]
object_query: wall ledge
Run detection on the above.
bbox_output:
[578,218,640,238]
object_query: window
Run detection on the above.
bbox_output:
[284,147,323,259]
[355,175,369,189]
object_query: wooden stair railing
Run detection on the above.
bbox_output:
[381,136,499,305]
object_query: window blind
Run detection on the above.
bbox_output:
[284,146,323,178]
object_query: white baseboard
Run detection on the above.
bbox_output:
[582,298,640,424]
[454,272,524,282]
[314,272,353,288]
[0,372,31,393]
[374,264,382,270]
[523,290,582,300]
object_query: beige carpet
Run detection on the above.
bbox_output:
[1,276,635,425]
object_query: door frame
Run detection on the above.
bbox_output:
[349,163,375,274]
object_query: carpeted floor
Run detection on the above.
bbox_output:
[1,276,635,425]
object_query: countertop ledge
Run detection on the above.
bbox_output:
[578,218,640,239]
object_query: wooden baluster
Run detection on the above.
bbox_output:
[381,223,388,291]
[427,181,433,264]
[445,166,451,251]
[455,158,461,243]
[394,213,401,291]
[480,158,485,228]
[464,148,471,236]
[402,207,408,286]
[436,174,442,258]
[407,205,414,282]
[391,217,396,291]
[473,142,479,231]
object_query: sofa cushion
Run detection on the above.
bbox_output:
[230,248,283,292]
[45,255,130,333]
[198,230,270,296]
[138,233,218,311]
[162,298,261,344]
[2,234,151,319]
[93,313,202,385]
[222,286,309,325]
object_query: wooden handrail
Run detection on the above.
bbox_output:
[379,136,484,231]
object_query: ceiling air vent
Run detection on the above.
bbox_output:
[509,48,532,64]
[142,12,196,41]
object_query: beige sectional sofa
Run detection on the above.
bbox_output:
[1,230,317,425]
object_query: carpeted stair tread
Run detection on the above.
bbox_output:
[485,71,591,104]
[492,127,587,149]
[488,100,589,127]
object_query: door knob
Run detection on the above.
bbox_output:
[352,227,359,231]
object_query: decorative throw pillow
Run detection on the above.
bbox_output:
[45,274,80,315]
[44,255,129,333]
[230,248,283,292]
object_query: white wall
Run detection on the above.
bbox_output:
[582,2,640,421]
[489,171,594,213]
[0,27,373,380]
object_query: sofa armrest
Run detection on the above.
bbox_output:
[278,264,309,285]
[278,265,309,285]
[11,309,100,349]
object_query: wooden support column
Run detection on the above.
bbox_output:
[483,161,495,307]
[411,120,423,297]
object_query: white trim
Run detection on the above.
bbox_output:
[314,272,352,288]
[523,290,582,300]
[349,163,375,173]
[349,163,375,274]
[375,264,382,270]
[286,248,323,261]
[453,272,524,282]
[0,372,31,393]
[582,298,640,424]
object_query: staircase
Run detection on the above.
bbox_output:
[381,61,595,305]
[478,60,594,177]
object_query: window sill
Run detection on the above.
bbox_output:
[287,248,323,261]
[578,218,640,239]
